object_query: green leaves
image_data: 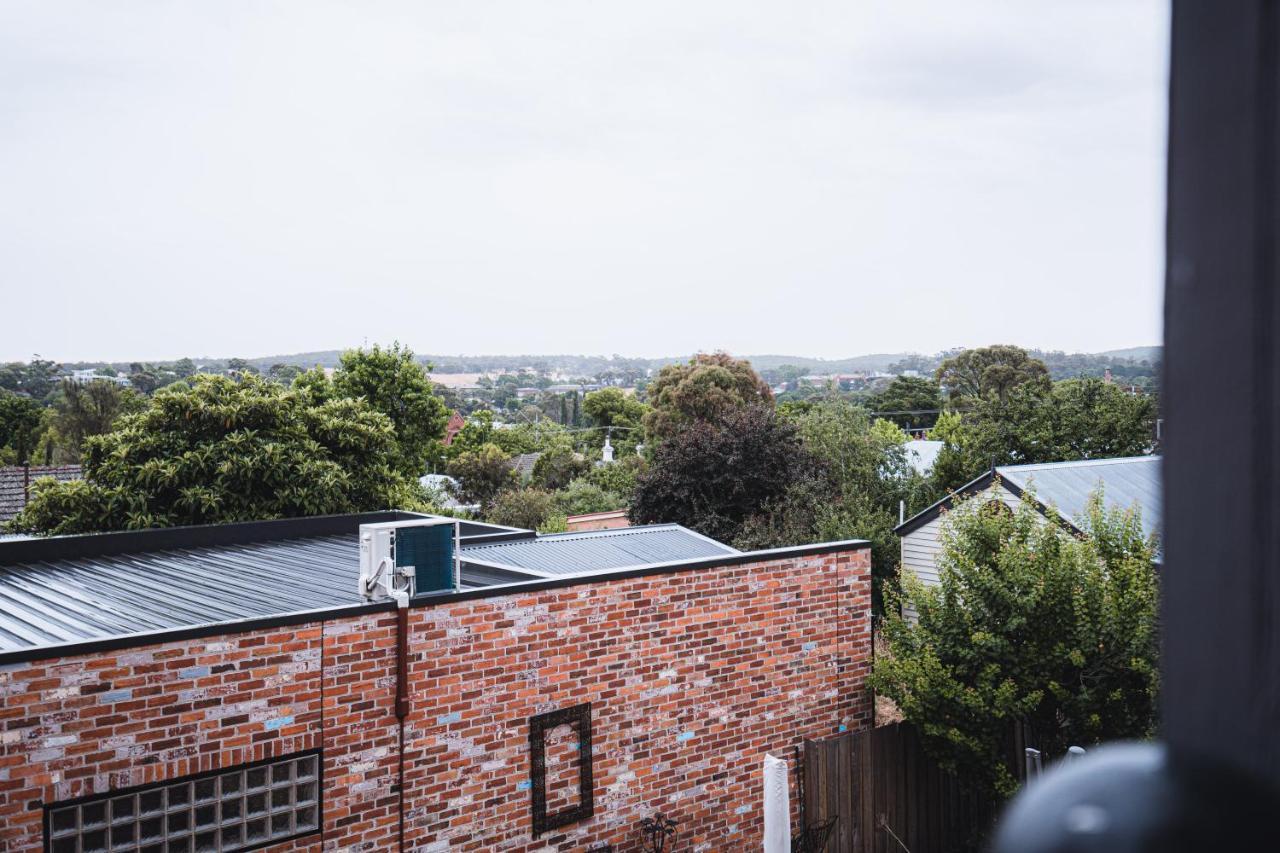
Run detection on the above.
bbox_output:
[6,374,412,535]
[873,488,1159,802]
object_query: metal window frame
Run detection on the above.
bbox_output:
[528,703,595,838]
[42,749,323,853]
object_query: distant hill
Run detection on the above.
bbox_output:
[1093,346,1162,362]
[235,348,1160,376]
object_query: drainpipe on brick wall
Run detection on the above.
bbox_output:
[394,593,410,852]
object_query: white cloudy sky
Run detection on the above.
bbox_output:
[0,1,1168,362]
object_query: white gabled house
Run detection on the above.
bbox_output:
[896,456,1162,589]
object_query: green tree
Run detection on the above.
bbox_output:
[0,358,61,400]
[928,411,984,495]
[487,488,566,532]
[171,358,198,379]
[871,376,943,430]
[554,479,625,516]
[7,375,412,535]
[268,363,304,384]
[963,378,1156,471]
[631,405,808,543]
[49,379,146,459]
[225,357,259,376]
[0,392,44,464]
[582,454,646,499]
[304,344,450,479]
[445,443,518,512]
[582,388,648,454]
[740,400,930,608]
[531,445,590,491]
[873,490,1159,800]
[935,345,1050,403]
[642,352,772,442]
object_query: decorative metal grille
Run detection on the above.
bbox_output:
[529,703,594,838]
[45,751,321,853]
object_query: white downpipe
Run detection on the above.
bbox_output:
[763,753,791,852]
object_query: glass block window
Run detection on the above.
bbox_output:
[45,750,321,853]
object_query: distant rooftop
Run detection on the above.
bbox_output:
[461,524,737,576]
[0,465,82,523]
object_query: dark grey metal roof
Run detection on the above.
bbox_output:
[459,524,738,576]
[0,512,539,654]
[997,456,1161,542]
[896,455,1162,550]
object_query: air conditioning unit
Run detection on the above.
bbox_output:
[358,518,460,603]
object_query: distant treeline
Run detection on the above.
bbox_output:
[49,346,1162,381]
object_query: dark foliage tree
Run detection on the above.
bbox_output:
[50,379,146,459]
[871,376,943,430]
[642,352,773,442]
[630,405,808,543]
[7,375,411,535]
[0,392,44,464]
[445,443,518,512]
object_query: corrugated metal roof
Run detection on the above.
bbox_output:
[0,513,541,654]
[459,524,738,576]
[998,456,1161,541]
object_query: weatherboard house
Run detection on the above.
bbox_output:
[0,512,871,851]
[896,456,1161,589]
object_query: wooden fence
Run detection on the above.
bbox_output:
[800,723,1017,853]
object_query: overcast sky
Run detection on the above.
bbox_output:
[1,1,1168,363]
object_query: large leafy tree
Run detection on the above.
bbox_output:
[961,378,1155,473]
[871,376,943,430]
[874,491,1159,800]
[0,392,44,464]
[642,352,772,443]
[531,445,590,491]
[582,387,648,454]
[445,443,518,512]
[298,343,450,478]
[7,375,412,535]
[739,400,932,608]
[935,345,1050,403]
[630,405,808,543]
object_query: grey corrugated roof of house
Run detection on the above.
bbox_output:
[0,465,82,522]
[998,456,1161,542]
[897,455,1161,551]
[459,524,739,576]
[0,512,538,654]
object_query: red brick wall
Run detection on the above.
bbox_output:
[0,545,870,852]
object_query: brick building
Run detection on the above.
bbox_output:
[0,512,872,851]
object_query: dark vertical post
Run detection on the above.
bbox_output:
[1164,1,1280,781]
